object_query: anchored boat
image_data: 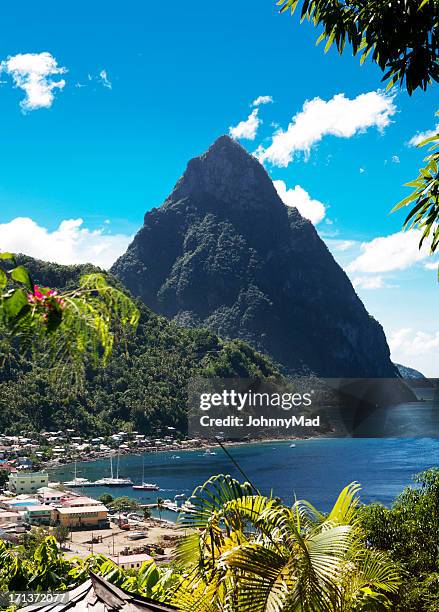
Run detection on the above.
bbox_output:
[94,453,133,487]
[132,457,159,490]
[132,482,160,491]
[63,461,95,487]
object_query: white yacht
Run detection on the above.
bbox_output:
[64,461,94,487]
[132,457,159,490]
[132,482,159,491]
[95,453,133,487]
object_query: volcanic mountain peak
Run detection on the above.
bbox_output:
[168,134,281,210]
[112,136,399,379]
[202,134,244,156]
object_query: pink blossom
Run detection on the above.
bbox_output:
[26,284,66,313]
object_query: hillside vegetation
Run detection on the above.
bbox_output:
[0,255,279,436]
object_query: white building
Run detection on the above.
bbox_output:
[108,553,153,570]
[8,472,49,495]
[36,487,66,503]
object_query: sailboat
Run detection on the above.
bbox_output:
[95,453,133,486]
[63,461,94,487]
[132,456,159,490]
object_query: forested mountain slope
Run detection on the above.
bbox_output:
[0,255,279,436]
[112,136,398,378]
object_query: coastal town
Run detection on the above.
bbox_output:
[0,428,205,566]
[0,428,206,470]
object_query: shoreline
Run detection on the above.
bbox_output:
[45,435,318,472]
[47,437,318,525]
[39,438,439,518]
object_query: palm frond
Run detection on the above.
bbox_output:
[179,474,253,529]
[325,482,362,527]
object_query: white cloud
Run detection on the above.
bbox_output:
[424,260,438,270]
[347,230,430,274]
[335,240,356,252]
[273,179,326,224]
[352,275,395,290]
[392,155,400,164]
[389,328,439,377]
[0,217,131,269]
[0,52,66,111]
[252,95,273,107]
[256,91,396,167]
[408,124,439,147]
[359,167,365,173]
[229,108,261,141]
[99,69,112,89]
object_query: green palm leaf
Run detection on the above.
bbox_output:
[174,477,400,610]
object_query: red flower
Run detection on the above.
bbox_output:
[27,284,66,313]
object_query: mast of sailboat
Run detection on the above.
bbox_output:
[116,451,120,480]
[110,455,114,479]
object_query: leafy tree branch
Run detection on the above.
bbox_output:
[392,120,439,276]
[0,252,139,392]
[277,0,439,95]
[277,0,439,273]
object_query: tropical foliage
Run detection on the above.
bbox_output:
[68,552,180,603]
[0,536,178,609]
[0,253,139,392]
[173,474,400,611]
[107,496,141,512]
[277,1,439,273]
[0,536,76,594]
[361,467,439,611]
[277,0,439,94]
[1,471,438,610]
[0,256,279,436]
[392,119,439,269]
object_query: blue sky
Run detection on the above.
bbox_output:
[0,0,437,374]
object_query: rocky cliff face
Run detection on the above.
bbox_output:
[112,135,398,378]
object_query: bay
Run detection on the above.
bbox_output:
[51,438,439,521]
